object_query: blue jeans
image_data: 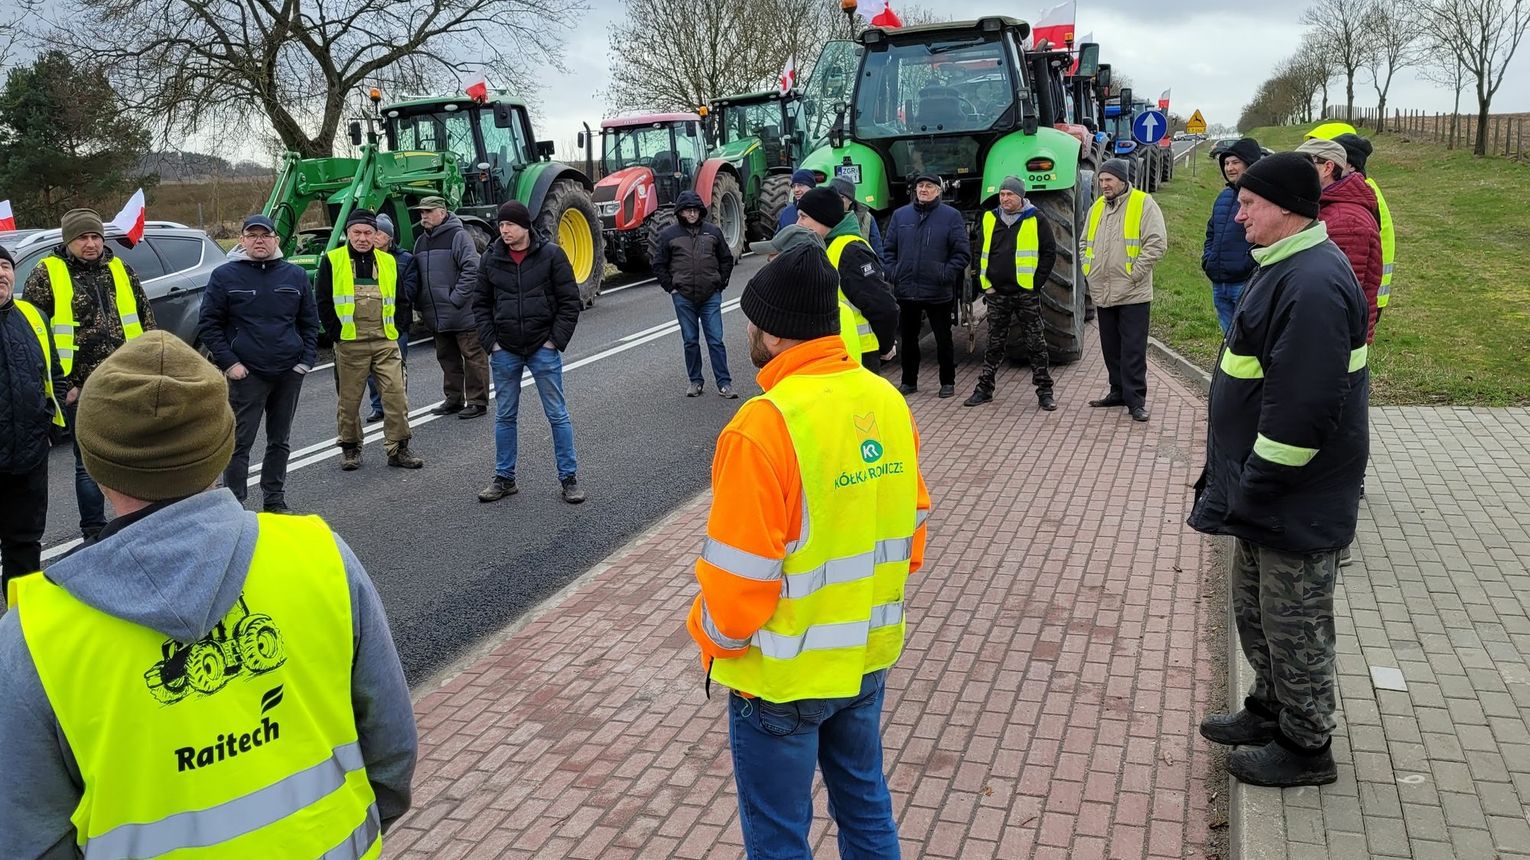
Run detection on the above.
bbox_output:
[672,292,732,387]
[368,334,409,414]
[490,347,577,481]
[728,670,899,860]
[1212,282,1245,336]
[66,400,106,535]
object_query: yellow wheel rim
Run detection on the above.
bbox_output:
[558,208,595,284]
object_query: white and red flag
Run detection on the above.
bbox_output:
[0,200,14,232]
[462,70,489,103]
[109,188,146,247]
[779,56,797,95]
[1032,2,1076,49]
[1158,89,1172,110]
[856,0,903,29]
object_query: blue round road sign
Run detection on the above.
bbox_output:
[1132,110,1169,145]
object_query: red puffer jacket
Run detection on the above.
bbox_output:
[1318,173,1383,343]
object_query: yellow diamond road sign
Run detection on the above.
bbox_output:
[1187,110,1207,135]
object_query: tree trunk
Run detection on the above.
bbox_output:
[1321,81,1330,116]
[1345,72,1355,121]
[1475,98,1490,157]
[1376,94,1388,133]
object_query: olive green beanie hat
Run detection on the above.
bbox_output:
[76,331,235,501]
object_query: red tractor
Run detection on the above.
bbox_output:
[592,113,745,273]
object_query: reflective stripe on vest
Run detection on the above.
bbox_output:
[13,300,67,428]
[327,247,399,341]
[1218,345,1368,381]
[14,513,381,859]
[826,234,879,355]
[978,210,1040,291]
[41,256,142,377]
[1083,189,1146,278]
[1366,177,1395,305]
[709,369,920,702]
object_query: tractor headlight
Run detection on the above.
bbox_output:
[596,201,619,217]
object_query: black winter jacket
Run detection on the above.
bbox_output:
[652,191,734,303]
[411,214,480,332]
[472,235,580,357]
[198,251,320,379]
[0,298,67,473]
[980,205,1058,295]
[1188,222,1369,554]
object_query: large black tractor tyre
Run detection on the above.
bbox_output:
[1019,175,1088,365]
[645,207,679,267]
[753,174,792,241]
[709,172,746,260]
[535,179,605,308]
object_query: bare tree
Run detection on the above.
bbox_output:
[1427,0,1530,155]
[1283,49,1334,123]
[49,0,585,159]
[1302,0,1375,120]
[1364,1,1424,132]
[1418,38,1470,147]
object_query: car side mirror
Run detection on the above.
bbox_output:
[348,122,363,146]
[1077,44,1100,78]
[492,103,515,128]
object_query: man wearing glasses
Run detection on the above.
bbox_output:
[198,214,320,513]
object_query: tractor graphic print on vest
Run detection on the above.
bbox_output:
[144,595,286,705]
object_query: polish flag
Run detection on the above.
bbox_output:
[1032,2,1075,49]
[0,199,14,232]
[779,56,797,95]
[1158,89,1171,110]
[109,188,146,247]
[856,0,902,29]
[462,70,489,103]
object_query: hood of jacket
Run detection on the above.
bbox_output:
[42,491,257,642]
[827,210,862,241]
[1320,172,1378,212]
[1220,138,1265,180]
[425,212,467,240]
[224,245,287,263]
[675,190,707,217]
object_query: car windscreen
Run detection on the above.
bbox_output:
[853,36,1016,139]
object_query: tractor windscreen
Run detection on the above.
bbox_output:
[602,125,691,175]
[389,109,477,165]
[719,100,781,145]
[853,36,1017,139]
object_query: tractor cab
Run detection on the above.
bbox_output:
[594,114,705,233]
[709,90,806,171]
[1026,41,1106,169]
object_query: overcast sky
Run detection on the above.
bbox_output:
[530,0,1530,153]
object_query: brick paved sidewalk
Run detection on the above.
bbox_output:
[1234,407,1530,860]
[391,332,1222,860]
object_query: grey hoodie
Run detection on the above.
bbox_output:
[0,491,417,858]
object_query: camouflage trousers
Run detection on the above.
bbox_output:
[977,290,1053,395]
[1231,538,1339,749]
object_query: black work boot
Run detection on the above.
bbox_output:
[1227,735,1338,788]
[1038,391,1057,411]
[1200,698,1280,746]
[963,388,993,407]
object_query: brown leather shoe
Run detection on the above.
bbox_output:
[341,446,362,471]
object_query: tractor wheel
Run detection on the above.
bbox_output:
[535,179,604,308]
[144,661,189,705]
[1023,176,1087,365]
[614,242,650,274]
[237,615,286,673]
[645,208,678,267]
[465,220,493,253]
[755,174,793,241]
[185,642,230,695]
[709,172,746,260]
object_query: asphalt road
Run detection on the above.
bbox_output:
[34,260,778,684]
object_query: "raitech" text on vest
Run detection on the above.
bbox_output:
[175,716,281,772]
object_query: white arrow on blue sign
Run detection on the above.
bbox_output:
[1132,109,1169,145]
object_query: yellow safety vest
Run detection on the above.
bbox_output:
[1083,189,1146,278]
[12,514,382,859]
[978,210,1041,291]
[709,368,921,702]
[826,234,880,355]
[12,299,66,428]
[1366,177,1395,307]
[327,246,399,342]
[40,255,144,377]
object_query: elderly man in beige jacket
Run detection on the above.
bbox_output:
[1083,159,1168,422]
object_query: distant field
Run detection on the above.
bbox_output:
[1150,125,1529,407]
[149,177,274,237]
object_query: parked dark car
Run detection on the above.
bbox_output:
[0,221,224,347]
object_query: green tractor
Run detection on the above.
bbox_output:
[797,16,1092,364]
[262,90,604,306]
[705,89,813,239]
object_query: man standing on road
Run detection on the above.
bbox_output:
[651,189,738,398]
[0,331,418,856]
[791,187,898,371]
[1203,138,1264,335]
[884,172,970,397]
[0,243,67,590]
[1297,138,1382,344]
[316,209,422,471]
[364,215,418,424]
[410,197,490,419]
[687,245,931,859]
[1083,159,1167,423]
[774,168,819,233]
[1190,153,1368,788]
[473,201,586,505]
[1332,133,1395,331]
[829,175,885,259]
[964,176,1058,411]
[21,208,156,540]
[199,214,320,514]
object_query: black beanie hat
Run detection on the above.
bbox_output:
[741,245,840,341]
[1334,133,1373,173]
[1220,137,1264,169]
[1236,152,1321,219]
[0,244,13,266]
[345,208,377,228]
[797,187,844,229]
[1099,159,1132,183]
[497,200,533,230]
